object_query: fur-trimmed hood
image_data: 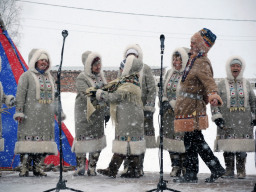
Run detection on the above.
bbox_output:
[84,52,103,77]
[171,47,190,72]
[81,50,92,66]
[122,55,143,76]
[28,49,52,73]
[123,44,143,61]
[226,55,246,80]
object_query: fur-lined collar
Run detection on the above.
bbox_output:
[123,44,143,61]
[226,55,245,80]
[28,49,52,74]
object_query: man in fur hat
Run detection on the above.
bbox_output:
[211,56,256,179]
[14,49,59,177]
[173,28,225,183]
[0,57,15,177]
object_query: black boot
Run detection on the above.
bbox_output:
[205,165,225,183]
[33,154,47,177]
[173,172,198,183]
[121,155,140,178]
[97,153,124,178]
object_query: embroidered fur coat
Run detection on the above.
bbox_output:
[211,56,255,152]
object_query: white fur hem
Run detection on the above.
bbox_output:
[0,138,4,151]
[96,89,104,101]
[72,135,106,153]
[14,141,58,155]
[211,113,223,122]
[156,136,185,153]
[144,135,157,148]
[112,140,146,155]
[5,95,15,107]
[215,139,255,152]
[144,106,155,113]
[169,100,176,109]
[13,112,25,120]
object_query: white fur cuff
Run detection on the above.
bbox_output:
[0,138,4,151]
[216,139,255,152]
[211,113,223,122]
[156,136,185,153]
[112,139,146,155]
[14,141,58,155]
[13,112,25,120]
[72,135,106,153]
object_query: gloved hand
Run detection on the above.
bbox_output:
[144,111,153,120]
[162,101,172,112]
[105,115,110,124]
[90,91,96,97]
[214,118,225,129]
[251,119,256,126]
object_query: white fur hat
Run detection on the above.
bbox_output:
[122,55,143,76]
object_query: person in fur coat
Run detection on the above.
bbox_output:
[173,28,225,183]
[13,49,59,177]
[119,44,156,178]
[211,56,256,179]
[96,55,146,178]
[72,51,108,176]
[0,57,15,177]
[159,47,189,177]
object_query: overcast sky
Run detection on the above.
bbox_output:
[16,0,256,78]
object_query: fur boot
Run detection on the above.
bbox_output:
[73,156,86,176]
[121,155,140,178]
[236,153,246,179]
[170,153,181,177]
[97,153,123,178]
[87,152,100,176]
[19,154,30,177]
[33,154,47,177]
[222,152,234,178]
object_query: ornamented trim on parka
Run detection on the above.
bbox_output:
[224,78,248,111]
[30,71,55,104]
[181,52,204,82]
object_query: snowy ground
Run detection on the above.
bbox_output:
[0,92,255,192]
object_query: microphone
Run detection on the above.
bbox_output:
[62,30,68,38]
[160,34,165,54]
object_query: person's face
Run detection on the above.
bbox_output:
[231,64,241,78]
[190,39,200,55]
[173,56,182,71]
[36,59,49,70]
[92,62,101,74]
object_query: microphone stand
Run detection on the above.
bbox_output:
[44,30,83,192]
[147,35,180,192]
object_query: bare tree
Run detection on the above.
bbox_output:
[0,0,22,46]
